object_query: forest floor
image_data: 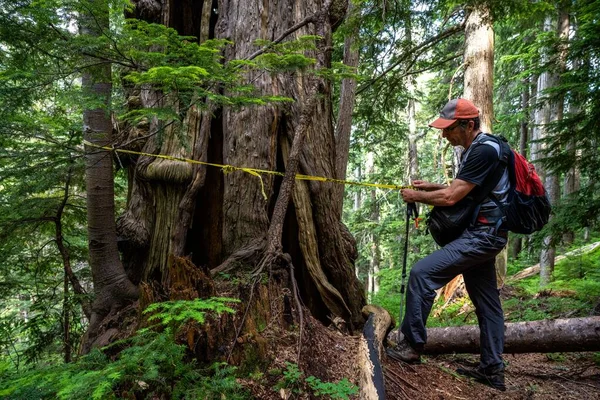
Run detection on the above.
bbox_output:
[242,297,600,399]
[242,312,600,399]
[241,242,600,399]
[384,352,600,400]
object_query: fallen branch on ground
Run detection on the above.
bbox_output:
[509,241,600,282]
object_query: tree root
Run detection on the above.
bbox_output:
[210,237,266,276]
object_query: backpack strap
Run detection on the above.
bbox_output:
[465,134,510,225]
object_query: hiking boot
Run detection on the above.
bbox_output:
[386,339,422,363]
[456,365,506,391]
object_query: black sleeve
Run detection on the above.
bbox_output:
[456,144,498,186]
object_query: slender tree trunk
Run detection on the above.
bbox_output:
[563,56,581,245]
[512,76,531,259]
[463,4,494,133]
[55,168,92,319]
[63,272,70,363]
[519,76,530,157]
[353,165,367,292]
[80,0,138,352]
[366,153,380,295]
[532,18,553,287]
[540,8,569,286]
[404,12,419,184]
[407,98,419,183]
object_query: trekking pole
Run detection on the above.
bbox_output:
[397,202,418,341]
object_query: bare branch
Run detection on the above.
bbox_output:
[357,22,465,95]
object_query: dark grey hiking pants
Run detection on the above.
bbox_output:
[400,225,508,369]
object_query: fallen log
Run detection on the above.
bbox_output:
[358,305,392,400]
[421,317,600,354]
[508,241,600,282]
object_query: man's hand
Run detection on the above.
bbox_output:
[401,189,419,203]
[401,179,475,206]
[412,180,447,192]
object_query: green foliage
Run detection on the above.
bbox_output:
[305,376,359,400]
[0,330,249,400]
[273,362,358,399]
[0,297,247,399]
[427,297,478,328]
[545,353,566,362]
[513,244,600,306]
[142,297,240,331]
[275,362,303,393]
[426,241,600,326]
[182,362,250,400]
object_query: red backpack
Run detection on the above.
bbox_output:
[492,136,551,234]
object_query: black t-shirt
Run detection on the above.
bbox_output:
[456,134,510,224]
[457,144,498,188]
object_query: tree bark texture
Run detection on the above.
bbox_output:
[463,5,508,287]
[333,0,359,218]
[563,80,581,245]
[118,0,365,328]
[81,0,139,351]
[216,0,364,327]
[463,4,494,133]
[421,317,600,354]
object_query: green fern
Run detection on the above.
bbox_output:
[142,297,240,330]
[306,376,359,400]
[0,297,246,399]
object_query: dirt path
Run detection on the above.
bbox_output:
[384,352,600,399]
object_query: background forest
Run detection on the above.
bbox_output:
[1,0,600,398]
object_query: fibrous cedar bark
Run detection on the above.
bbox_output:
[216,0,365,328]
[116,0,365,342]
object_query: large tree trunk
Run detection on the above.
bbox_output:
[81,0,138,352]
[421,317,600,354]
[117,0,365,339]
[216,0,365,327]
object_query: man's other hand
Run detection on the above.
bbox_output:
[412,180,445,191]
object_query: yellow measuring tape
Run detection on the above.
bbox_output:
[83,140,413,195]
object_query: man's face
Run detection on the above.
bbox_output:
[441,121,464,147]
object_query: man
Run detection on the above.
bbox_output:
[387,98,509,391]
